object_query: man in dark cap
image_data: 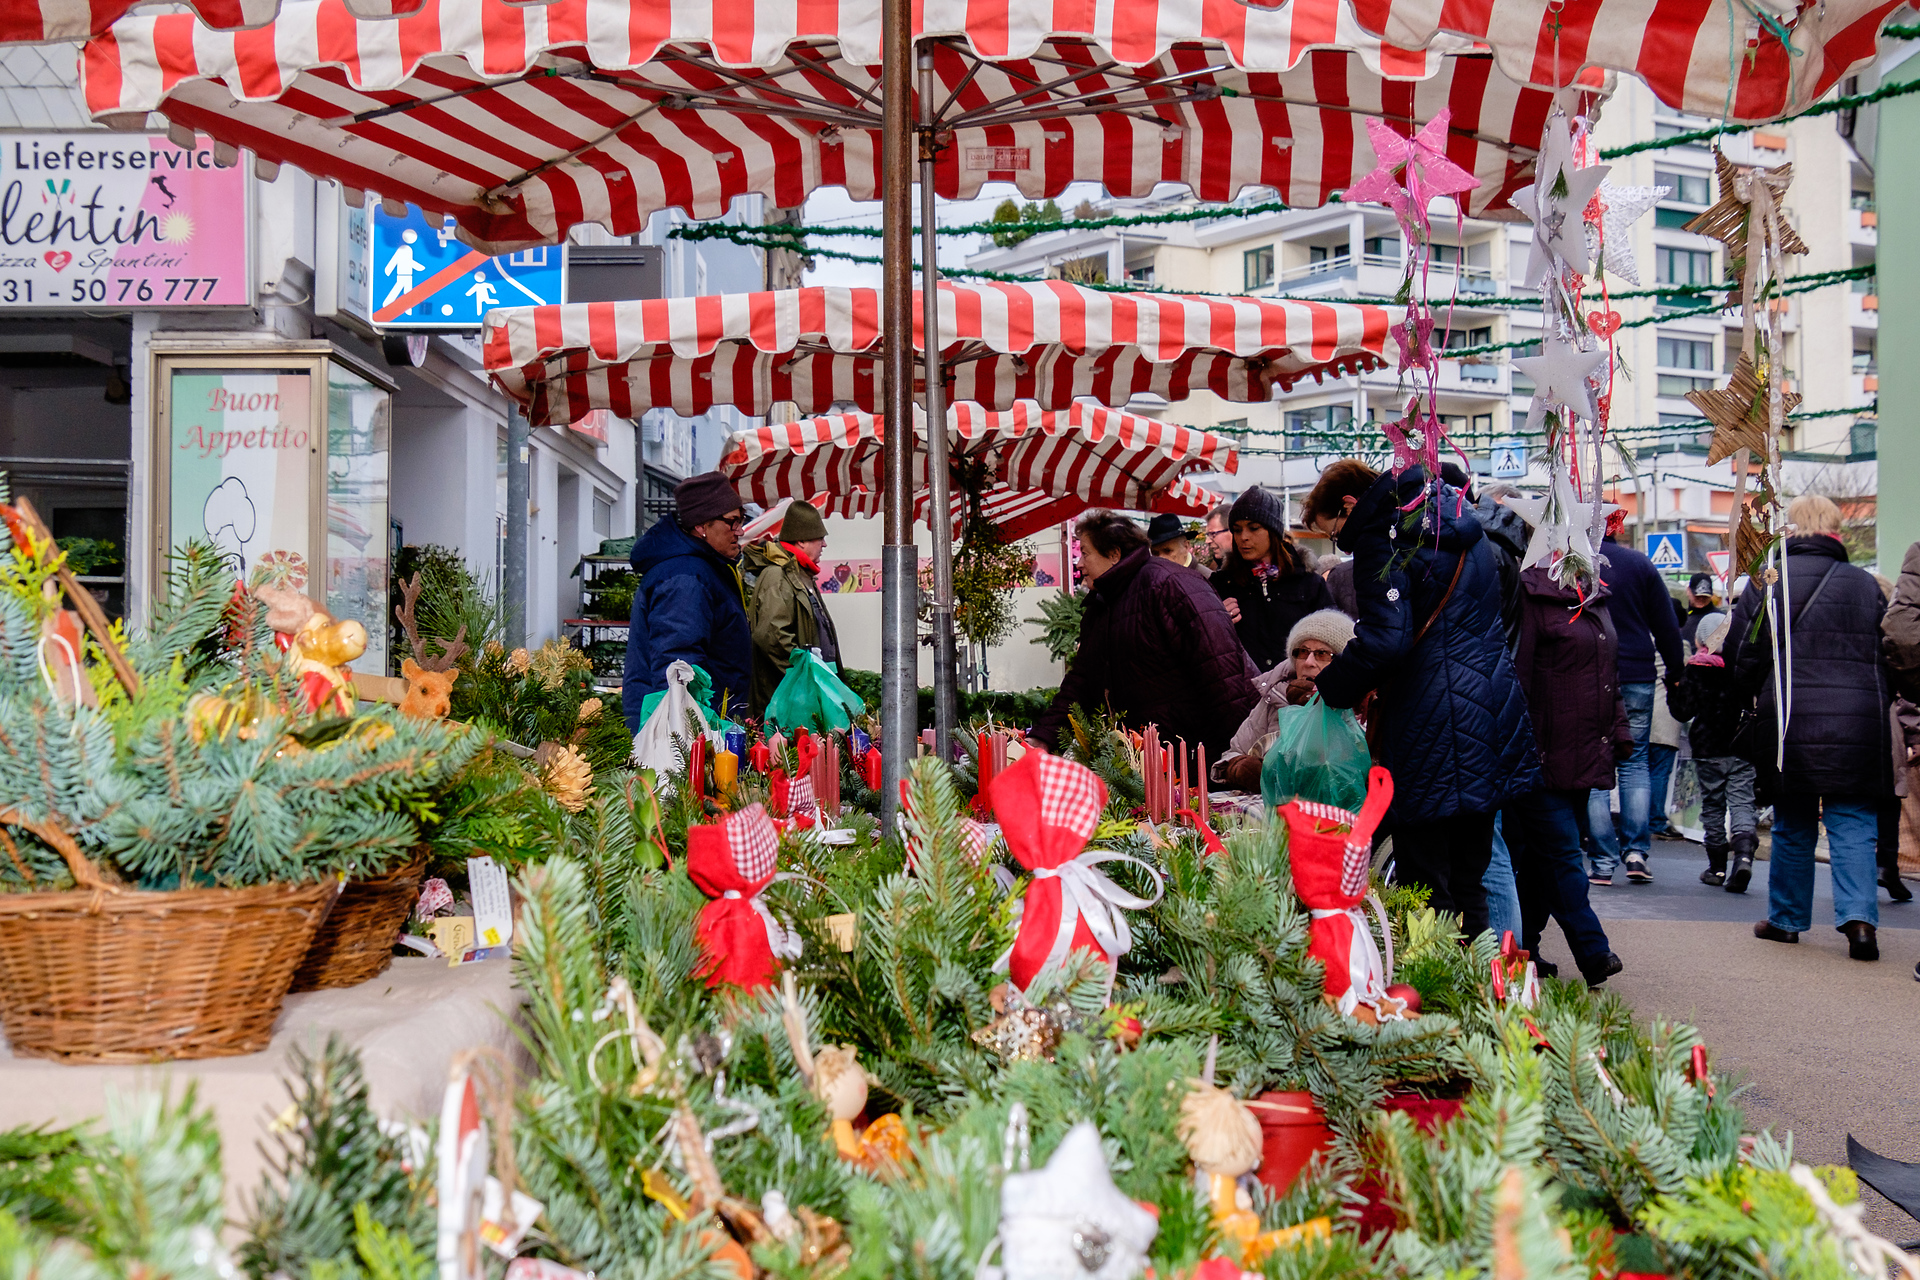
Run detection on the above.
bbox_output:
[1147,512,1207,577]
[1679,572,1721,648]
[623,472,753,730]
[746,499,843,712]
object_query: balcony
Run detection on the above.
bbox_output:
[1361,359,1509,397]
[1849,289,1879,329]
[1850,206,1878,245]
[1277,252,1498,299]
[1853,371,1879,401]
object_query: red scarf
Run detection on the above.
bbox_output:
[781,542,820,574]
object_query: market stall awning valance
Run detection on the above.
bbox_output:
[5,0,427,44]
[481,282,1393,423]
[83,0,1581,250]
[1339,0,1901,119]
[722,402,1232,540]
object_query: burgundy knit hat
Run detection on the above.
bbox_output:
[676,472,745,527]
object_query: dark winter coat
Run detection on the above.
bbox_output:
[1325,559,1359,619]
[1212,559,1336,671]
[1512,568,1630,792]
[746,541,843,714]
[1597,536,1685,685]
[1725,535,1892,797]
[1315,466,1539,822]
[1031,547,1259,759]
[1881,541,1920,703]
[1474,494,1529,649]
[1668,654,1745,759]
[623,518,752,730]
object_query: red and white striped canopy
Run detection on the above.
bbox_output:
[5,0,424,45]
[481,282,1393,425]
[83,0,1580,252]
[722,402,1233,541]
[1341,0,1902,118]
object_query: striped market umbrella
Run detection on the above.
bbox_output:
[80,0,1584,251]
[481,280,1393,424]
[722,402,1235,541]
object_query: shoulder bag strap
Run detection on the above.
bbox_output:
[1410,549,1468,651]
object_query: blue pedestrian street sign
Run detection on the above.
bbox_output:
[1490,439,1527,479]
[1646,531,1686,571]
[369,205,564,329]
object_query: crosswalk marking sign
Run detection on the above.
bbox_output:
[1491,439,1527,478]
[1646,531,1685,570]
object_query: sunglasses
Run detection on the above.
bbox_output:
[1291,646,1335,662]
[718,513,748,528]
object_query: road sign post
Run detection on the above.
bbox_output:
[370,205,564,329]
[1491,439,1527,479]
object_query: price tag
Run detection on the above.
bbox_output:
[469,856,513,949]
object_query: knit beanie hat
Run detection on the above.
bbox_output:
[1285,608,1357,658]
[676,472,745,527]
[1695,611,1730,655]
[1228,485,1290,536]
[780,500,828,542]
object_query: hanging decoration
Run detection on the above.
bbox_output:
[1500,106,1662,594]
[685,804,802,991]
[1343,110,1481,508]
[990,750,1164,993]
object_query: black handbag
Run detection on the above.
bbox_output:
[1731,559,1840,762]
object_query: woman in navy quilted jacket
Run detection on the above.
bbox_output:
[1302,460,1539,941]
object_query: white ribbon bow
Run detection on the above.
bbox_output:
[1308,893,1401,1018]
[722,888,803,960]
[997,851,1165,978]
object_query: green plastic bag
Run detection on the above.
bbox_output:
[765,649,865,732]
[1261,695,1370,813]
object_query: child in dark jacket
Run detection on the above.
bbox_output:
[1667,613,1760,891]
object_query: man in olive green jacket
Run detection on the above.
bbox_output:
[747,501,844,713]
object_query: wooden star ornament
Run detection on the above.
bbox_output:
[1683,152,1809,257]
[1689,353,1800,466]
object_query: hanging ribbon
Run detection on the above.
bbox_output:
[989,749,1164,992]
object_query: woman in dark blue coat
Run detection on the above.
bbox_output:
[1303,461,1539,940]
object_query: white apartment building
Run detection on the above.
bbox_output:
[966,78,1878,576]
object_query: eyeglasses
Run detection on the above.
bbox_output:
[1291,646,1335,662]
[1206,528,1233,541]
[719,513,748,529]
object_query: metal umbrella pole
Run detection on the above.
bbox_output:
[878,0,916,821]
[920,48,960,767]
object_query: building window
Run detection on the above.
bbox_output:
[1854,348,1876,374]
[1244,247,1275,290]
[1442,326,1493,351]
[1657,374,1716,396]
[1308,243,1350,264]
[1283,404,1353,450]
[1656,333,1715,370]
[1364,236,1401,261]
[1655,170,1711,205]
[1216,418,1249,444]
[1655,247,1715,286]
[592,492,613,538]
[1852,190,1875,212]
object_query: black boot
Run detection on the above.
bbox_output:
[1884,867,1913,903]
[1725,832,1757,894]
[1842,920,1880,961]
[1700,841,1728,886]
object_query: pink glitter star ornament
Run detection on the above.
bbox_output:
[1342,112,1480,233]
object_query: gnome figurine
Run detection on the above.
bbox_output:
[1177,1083,1264,1250]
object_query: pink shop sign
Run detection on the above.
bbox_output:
[0,133,249,309]
[817,552,1065,594]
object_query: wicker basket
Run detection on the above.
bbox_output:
[0,807,341,1063]
[289,853,427,992]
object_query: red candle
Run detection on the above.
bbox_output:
[689,736,706,803]
[749,742,772,773]
[1198,744,1209,822]
[977,731,996,817]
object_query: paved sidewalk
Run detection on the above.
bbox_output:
[1530,840,1920,1244]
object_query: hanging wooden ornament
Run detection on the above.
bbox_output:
[1683,152,1810,284]
[1690,353,1802,467]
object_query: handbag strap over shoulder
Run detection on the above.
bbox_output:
[1410,550,1467,652]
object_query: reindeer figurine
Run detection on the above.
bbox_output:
[394,574,469,720]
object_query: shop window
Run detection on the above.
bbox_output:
[1243,247,1274,290]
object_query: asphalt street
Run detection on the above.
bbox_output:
[1529,836,1920,1244]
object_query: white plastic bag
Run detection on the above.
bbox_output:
[632,660,714,776]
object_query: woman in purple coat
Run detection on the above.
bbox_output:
[1504,565,1631,986]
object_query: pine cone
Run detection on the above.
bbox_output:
[539,742,593,812]
[505,647,532,676]
[578,696,604,722]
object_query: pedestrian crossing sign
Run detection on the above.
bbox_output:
[1646,531,1685,570]
[1490,439,1527,479]
[369,204,565,330]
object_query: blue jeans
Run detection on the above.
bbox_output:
[1483,812,1523,947]
[1586,681,1654,877]
[1647,743,1678,833]
[1767,794,1879,933]
[1506,789,1613,973]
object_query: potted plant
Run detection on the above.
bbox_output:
[0,508,476,1061]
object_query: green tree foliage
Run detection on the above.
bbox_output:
[987,199,1064,248]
